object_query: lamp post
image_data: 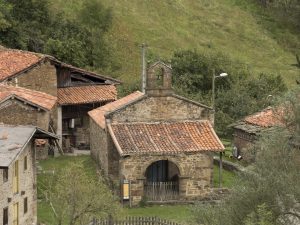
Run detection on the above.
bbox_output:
[211,69,228,188]
[211,69,228,110]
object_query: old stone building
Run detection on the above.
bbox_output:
[0,84,57,130]
[89,61,224,205]
[232,107,284,161]
[0,125,57,225]
[0,47,120,151]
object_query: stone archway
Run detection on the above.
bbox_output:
[144,160,180,201]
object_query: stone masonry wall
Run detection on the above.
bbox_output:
[233,130,256,162]
[90,119,109,174]
[9,60,57,97]
[0,140,37,225]
[0,99,50,130]
[119,152,214,205]
[110,96,213,124]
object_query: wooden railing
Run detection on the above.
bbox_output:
[144,182,179,201]
[91,216,183,225]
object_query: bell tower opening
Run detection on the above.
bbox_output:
[145,61,173,97]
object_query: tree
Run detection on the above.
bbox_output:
[41,163,121,225]
[0,0,12,32]
[171,49,287,136]
[0,0,113,70]
[194,88,300,225]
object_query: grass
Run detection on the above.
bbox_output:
[124,205,194,224]
[37,155,98,225]
[213,165,237,188]
[51,0,299,88]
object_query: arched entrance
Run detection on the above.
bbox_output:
[144,160,180,201]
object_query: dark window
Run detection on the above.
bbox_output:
[3,169,8,182]
[24,156,28,171]
[3,207,8,225]
[24,197,28,214]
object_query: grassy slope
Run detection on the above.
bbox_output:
[53,0,299,88]
[46,0,292,205]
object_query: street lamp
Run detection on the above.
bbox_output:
[211,69,228,189]
[211,69,228,110]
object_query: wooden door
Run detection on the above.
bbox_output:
[13,202,19,225]
[13,161,19,194]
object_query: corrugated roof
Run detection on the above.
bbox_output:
[88,91,144,128]
[108,120,224,155]
[0,84,57,110]
[57,85,117,105]
[0,125,57,167]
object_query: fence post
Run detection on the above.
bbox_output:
[108,214,113,225]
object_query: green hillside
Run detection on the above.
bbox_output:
[51,0,299,87]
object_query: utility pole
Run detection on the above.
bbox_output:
[141,43,147,93]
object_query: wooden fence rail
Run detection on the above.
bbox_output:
[91,216,183,225]
[144,182,179,201]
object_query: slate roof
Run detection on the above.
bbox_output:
[0,84,57,110]
[88,91,144,129]
[108,120,224,155]
[0,125,57,167]
[57,85,117,105]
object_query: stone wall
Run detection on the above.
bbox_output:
[0,140,37,225]
[233,129,256,162]
[90,119,109,174]
[110,96,213,124]
[75,114,90,149]
[0,99,50,130]
[119,152,214,205]
[9,60,57,97]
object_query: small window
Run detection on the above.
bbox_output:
[3,207,8,225]
[24,198,28,214]
[24,156,28,171]
[3,168,8,183]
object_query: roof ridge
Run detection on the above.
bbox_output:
[111,120,210,125]
[0,84,56,96]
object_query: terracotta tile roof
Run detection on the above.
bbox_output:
[0,84,56,110]
[0,48,121,84]
[0,49,44,81]
[108,121,224,155]
[244,107,284,128]
[58,85,117,105]
[88,91,144,129]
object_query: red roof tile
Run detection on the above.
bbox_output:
[108,121,224,155]
[0,49,44,81]
[0,84,56,110]
[58,85,117,105]
[244,107,284,128]
[88,91,144,128]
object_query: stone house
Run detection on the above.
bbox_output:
[0,125,57,225]
[0,47,120,151]
[0,84,58,158]
[232,107,284,161]
[0,84,57,130]
[89,61,224,205]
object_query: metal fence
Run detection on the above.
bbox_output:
[91,216,183,225]
[144,182,179,201]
